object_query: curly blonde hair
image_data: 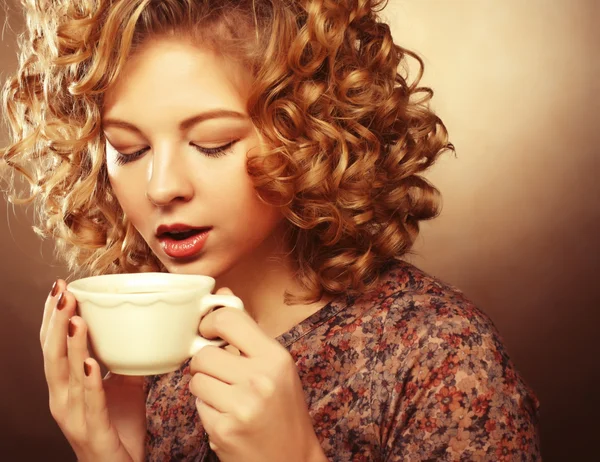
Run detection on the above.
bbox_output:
[1,0,454,304]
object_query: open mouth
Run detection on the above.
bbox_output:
[158,227,212,259]
[156,225,210,241]
[162,229,203,241]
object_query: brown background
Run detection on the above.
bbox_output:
[1,0,598,460]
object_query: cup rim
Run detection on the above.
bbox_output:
[67,272,215,298]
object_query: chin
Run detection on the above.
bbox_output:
[159,254,233,280]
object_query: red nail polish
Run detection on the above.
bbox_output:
[50,281,59,297]
[68,319,76,337]
[84,361,91,377]
[56,292,66,310]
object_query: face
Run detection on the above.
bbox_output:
[102,38,285,278]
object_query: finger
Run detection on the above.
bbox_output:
[195,398,222,450]
[83,358,120,452]
[206,286,238,319]
[190,373,235,414]
[199,307,275,358]
[215,287,234,296]
[223,344,241,356]
[67,315,91,427]
[40,278,65,348]
[196,398,224,451]
[43,289,77,393]
[189,345,248,384]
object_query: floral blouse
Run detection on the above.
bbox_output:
[144,260,541,461]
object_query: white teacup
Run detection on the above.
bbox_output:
[67,272,244,376]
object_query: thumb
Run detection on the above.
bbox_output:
[215,287,234,296]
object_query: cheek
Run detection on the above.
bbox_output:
[105,147,144,213]
[107,171,147,221]
[220,168,264,209]
[213,169,282,229]
[242,190,284,237]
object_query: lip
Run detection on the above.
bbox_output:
[156,223,211,237]
[158,228,211,259]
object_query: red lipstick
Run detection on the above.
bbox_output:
[156,224,211,259]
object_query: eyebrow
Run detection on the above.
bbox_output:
[102,109,248,133]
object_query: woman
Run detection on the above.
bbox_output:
[1,0,540,460]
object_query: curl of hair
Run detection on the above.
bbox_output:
[1,0,454,304]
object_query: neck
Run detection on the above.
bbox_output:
[214,223,331,338]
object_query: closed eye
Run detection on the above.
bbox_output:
[114,147,148,165]
[113,140,238,166]
[191,140,237,158]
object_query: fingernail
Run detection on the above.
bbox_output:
[56,292,67,310]
[84,361,91,377]
[68,319,76,337]
[50,280,59,297]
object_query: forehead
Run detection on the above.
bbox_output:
[102,39,252,117]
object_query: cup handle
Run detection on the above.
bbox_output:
[189,294,245,356]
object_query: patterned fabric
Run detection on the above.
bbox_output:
[144,260,541,461]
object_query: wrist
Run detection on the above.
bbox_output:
[305,435,327,462]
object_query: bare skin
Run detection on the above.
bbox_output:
[41,281,328,462]
[41,279,146,462]
[41,38,331,462]
[190,288,327,462]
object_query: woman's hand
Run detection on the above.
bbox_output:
[189,288,327,462]
[40,279,147,462]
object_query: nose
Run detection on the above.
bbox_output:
[145,145,194,206]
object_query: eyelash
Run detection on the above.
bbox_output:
[114,141,237,166]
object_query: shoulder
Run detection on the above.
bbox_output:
[364,261,541,458]
[366,260,524,385]
[356,259,497,343]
